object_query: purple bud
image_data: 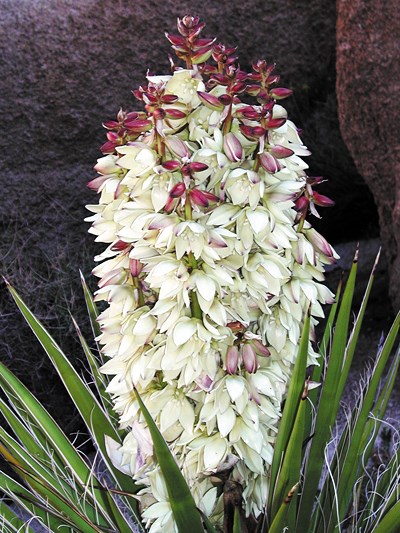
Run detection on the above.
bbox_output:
[226,346,239,375]
[165,136,190,158]
[312,191,335,207]
[164,108,187,119]
[197,91,225,111]
[169,182,186,198]
[129,259,143,277]
[259,152,282,173]
[251,339,270,357]
[266,117,287,129]
[223,132,243,162]
[269,88,293,100]
[190,188,209,207]
[270,145,294,159]
[242,344,258,373]
[162,160,181,171]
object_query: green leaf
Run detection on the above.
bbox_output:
[80,270,102,340]
[5,283,142,528]
[0,499,33,532]
[134,388,205,533]
[371,499,400,533]
[297,254,358,524]
[0,471,71,531]
[268,483,299,533]
[268,310,310,518]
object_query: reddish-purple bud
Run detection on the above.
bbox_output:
[87,175,108,191]
[189,162,209,173]
[242,344,258,373]
[245,84,261,96]
[193,38,216,49]
[240,106,260,120]
[192,47,213,65]
[190,188,209,207]
[218,94,233,106]
[161,94,179,104]
[164,108,187,119]
[266,117,287,129]
[312,191,335,207]
[251,339,270,357]
[129,259,143,277]
[111,240,130,252]
[223,132,243,162]
[100,140,118,153]
[162,160,181,171]
[165,136,190,159]
[124,119,153,132]
[294,196,309,213]
[226,346,239,374]
[239,125,266,139]
[201,190,219,202]
[270,145,294,158]
[165,33,186,47]
[269,87,293,100]
[232,81,246,93]
[197,91,225,111]
[259,152,282,173]
[103,120,119,129]
[153,108,166,120]
[169,182,186,198]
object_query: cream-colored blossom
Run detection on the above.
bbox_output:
[88,48,338,530]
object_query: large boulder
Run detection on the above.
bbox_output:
[336,0,400,310]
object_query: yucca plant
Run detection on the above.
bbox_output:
[1,250,399,532]
[1,14,399,533]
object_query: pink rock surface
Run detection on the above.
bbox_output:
[336,0,400,310]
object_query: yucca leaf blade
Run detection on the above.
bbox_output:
[134,388,205,533]
[268,310,310,517]
[298,254,358,524]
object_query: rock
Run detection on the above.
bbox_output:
[336,0,400,311]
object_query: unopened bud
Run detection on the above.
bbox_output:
[260,152,281,173]
[197,91,225,111]
[164,108,187,119]
[190,188,209,207]
[242,344,258,373]
[269,87,293,100]
[129,259,143,277]
[165,136,190,158]
[169,182,186,198]
[162,160,181,171]
[239,125,266,139]
[266,117,287,129]
[223,132,243,162]
[226,346,239,374]
[251,339,270,357]
[312,191,335,207]
[270,145,294,159]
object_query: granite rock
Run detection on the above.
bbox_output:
[336,0,400,310]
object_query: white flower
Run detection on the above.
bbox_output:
[165,69,206,108]
[87,36,338,530]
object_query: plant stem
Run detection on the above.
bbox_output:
[184,197,203,320]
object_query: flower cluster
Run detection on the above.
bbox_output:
[86,15,337,531]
